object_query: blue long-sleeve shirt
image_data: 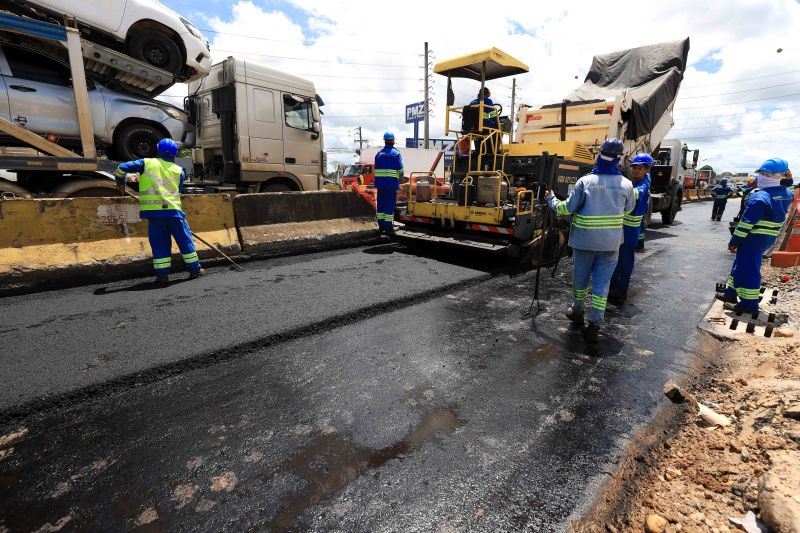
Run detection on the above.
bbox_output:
[469,97,500,129]
[548,172,635,251]
[711,184,733,201]
[729,186,793,249]
[115,158,186,219]
[374,146,404,190]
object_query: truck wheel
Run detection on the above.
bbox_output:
[127,29,183,77]
[116,124,163,161]
[661,191,680,224]
[261,181,295,193]
[0,179,32,198]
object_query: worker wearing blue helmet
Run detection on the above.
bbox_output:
[547,138,635,343]
[373,132,404,233]
[710,177,734,221]
[114,138,203,283]
[609,153,653,303]
[723,158,793,313]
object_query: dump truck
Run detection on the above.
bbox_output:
[395,40,690,261]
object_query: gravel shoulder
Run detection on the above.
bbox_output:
[573,262,800,533]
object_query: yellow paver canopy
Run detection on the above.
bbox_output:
[433,48,528,81]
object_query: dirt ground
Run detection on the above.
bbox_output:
[574,263,800,533]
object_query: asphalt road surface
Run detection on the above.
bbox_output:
[0,202,734,532]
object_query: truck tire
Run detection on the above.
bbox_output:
[261,180,297,192]
[0,179,32,198]
[115,123,163,161]
[661,190,681,224]
[51,179,132,198]
[127,29,183,77]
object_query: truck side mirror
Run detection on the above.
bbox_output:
[312,121,321,134]
[311,101,321,123]
[692,151,700,167]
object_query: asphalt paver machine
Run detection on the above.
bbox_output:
[395,48,580,263]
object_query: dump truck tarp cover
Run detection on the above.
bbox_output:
[565,38,690,140]
[434,48,529,80]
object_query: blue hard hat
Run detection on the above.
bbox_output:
[157,138,179,157]
[631,153,654,167]
[600,138,624,156]
[757,158,789,173]
[383,132,395,141]
[720,177,728,184]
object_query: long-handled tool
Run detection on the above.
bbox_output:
[112,177,245,271]
[525,155,557,319]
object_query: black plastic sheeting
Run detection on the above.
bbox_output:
[564,39,690,140]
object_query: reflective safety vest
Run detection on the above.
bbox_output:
[139,158,182,212]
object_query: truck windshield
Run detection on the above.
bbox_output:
[284,95,312,130]
[343,165,365,177]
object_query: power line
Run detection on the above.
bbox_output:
[681,68,800,88]
[674,102,800,120]
[201,28,414,56]
[675,92,800,110]
[671,116,800,131]
[210,48,417,68]
[325,114,396,119]
[679,80,800,99]
[675,125,799,140]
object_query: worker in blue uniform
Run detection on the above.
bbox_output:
[609,153,653,304]
[547,138,635,343]
[469,87,500,131]
[723,158,793,313]
[710,177,734,221]
[114,138,203,283]
[374,132,404,234]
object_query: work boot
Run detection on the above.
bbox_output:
[607,290,627,305]
[189,268,206,280]
[582,324,600,344]
[565,307,585,326]
[155,274,170,284]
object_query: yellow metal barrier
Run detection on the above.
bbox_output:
[0,194,239,288]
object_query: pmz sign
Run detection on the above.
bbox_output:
[405,138,456,166]
[405,101,425,124]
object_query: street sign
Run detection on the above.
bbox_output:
[405,102,425,124]
[406,137,455,166]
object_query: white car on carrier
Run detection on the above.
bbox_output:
[17,0,211,81]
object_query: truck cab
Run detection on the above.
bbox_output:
[341,162,374,190]
[187,56,325,193]
[648,139,698,223]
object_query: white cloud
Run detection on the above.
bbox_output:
[172,0,800,173]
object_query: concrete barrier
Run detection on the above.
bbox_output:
[233,191,378,254]
[0,194,239,291]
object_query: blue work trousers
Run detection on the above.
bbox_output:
[723,241,764,312]
[609,226,640,295]
[571,248,619,325]
[712,200,727,219]
[147,216,201,274]
[376,187,397,231]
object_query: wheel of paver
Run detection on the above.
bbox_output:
[661,192,680,224]
[127,29,183,77]
[115,123,163,161]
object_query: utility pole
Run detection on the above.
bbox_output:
[510,78,516,139]
[354,126,364,155]
[423,41,430,149]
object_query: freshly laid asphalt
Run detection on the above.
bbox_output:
[0,202,734,531]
